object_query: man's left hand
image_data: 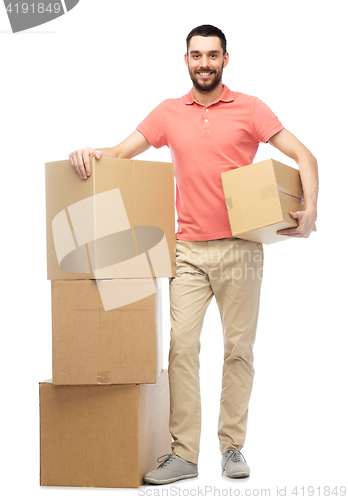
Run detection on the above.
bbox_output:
[277,208,317,238]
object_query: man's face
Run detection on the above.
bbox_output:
[185,36,229,93]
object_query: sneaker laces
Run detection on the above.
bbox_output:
[156,454,177,468]
[222,449,247,473]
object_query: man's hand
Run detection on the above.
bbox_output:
[277,208,317,238]
[69,147,103,180]
[68,132,152,180]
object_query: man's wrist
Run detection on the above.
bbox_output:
[304,204,317,215]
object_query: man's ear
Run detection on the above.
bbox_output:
[223,51,229,68]
[184,53,189,68]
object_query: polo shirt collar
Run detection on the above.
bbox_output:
[183,85,234,105]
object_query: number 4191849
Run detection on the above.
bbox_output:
[291,485,346,496]
[6,3,62,14]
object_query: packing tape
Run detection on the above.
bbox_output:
[278,189,304,205]
[260,183,304,203]
[225,197,233,210]
[225,183,304,213]
[277,183,304,201]
[97,371,111,385]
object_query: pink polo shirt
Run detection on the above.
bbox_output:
[137,85,283,241]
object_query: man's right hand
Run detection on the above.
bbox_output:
[69,147,103,180]
[68,132,152,180]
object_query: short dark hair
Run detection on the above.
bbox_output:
[186,25,227,54]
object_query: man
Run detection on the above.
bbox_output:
[69,25,318,483]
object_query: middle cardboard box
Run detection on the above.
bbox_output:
[52,278,162,385]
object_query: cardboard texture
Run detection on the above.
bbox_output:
[221,158,316,244]
[52,279,162,385]
[39,369,172,488]
[45,156,176,280]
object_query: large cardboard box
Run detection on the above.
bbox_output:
[52,279,162,385]
[221,158,316,244]
[45,156,176,280]
[39,369,172,488]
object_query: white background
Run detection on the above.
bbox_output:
[1,0,347,498]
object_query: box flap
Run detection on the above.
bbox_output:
[271,159,304,200]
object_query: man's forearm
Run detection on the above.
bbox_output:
[297,152,319,213]
[269,129,318,237]
[96,131,151,160]
[95,146,119,157]
[94,144,135,159]
[269,129,319,213]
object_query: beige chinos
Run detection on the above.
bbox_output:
[168,237,264,464]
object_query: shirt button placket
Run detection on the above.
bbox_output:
[203,107,210,135]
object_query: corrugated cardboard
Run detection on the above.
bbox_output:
[52,279,162,385]
[39,369,172,488]
[221,158,316,244]
[45,156,176,279]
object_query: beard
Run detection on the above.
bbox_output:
[188,63,224,93]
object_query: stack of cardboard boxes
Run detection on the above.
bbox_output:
[40,156,177,488]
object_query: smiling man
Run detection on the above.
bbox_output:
[186,36,228,95]
[69,25,318,484]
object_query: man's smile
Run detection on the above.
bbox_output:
[197,70,215,78]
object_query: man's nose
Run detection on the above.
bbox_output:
[200,55,210,67]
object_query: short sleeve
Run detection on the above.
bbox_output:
[136,101,168,149]
[252,97,284,143]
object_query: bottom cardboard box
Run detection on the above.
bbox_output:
[40,369,171,488]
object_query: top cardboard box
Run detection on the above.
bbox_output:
[45,157,176,280]
[221,158,316,244]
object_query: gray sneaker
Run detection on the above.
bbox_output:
[221,449,250,478]
[144,453,198,484]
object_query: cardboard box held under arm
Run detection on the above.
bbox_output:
[45,156,176,279]
[221,158,316,244]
